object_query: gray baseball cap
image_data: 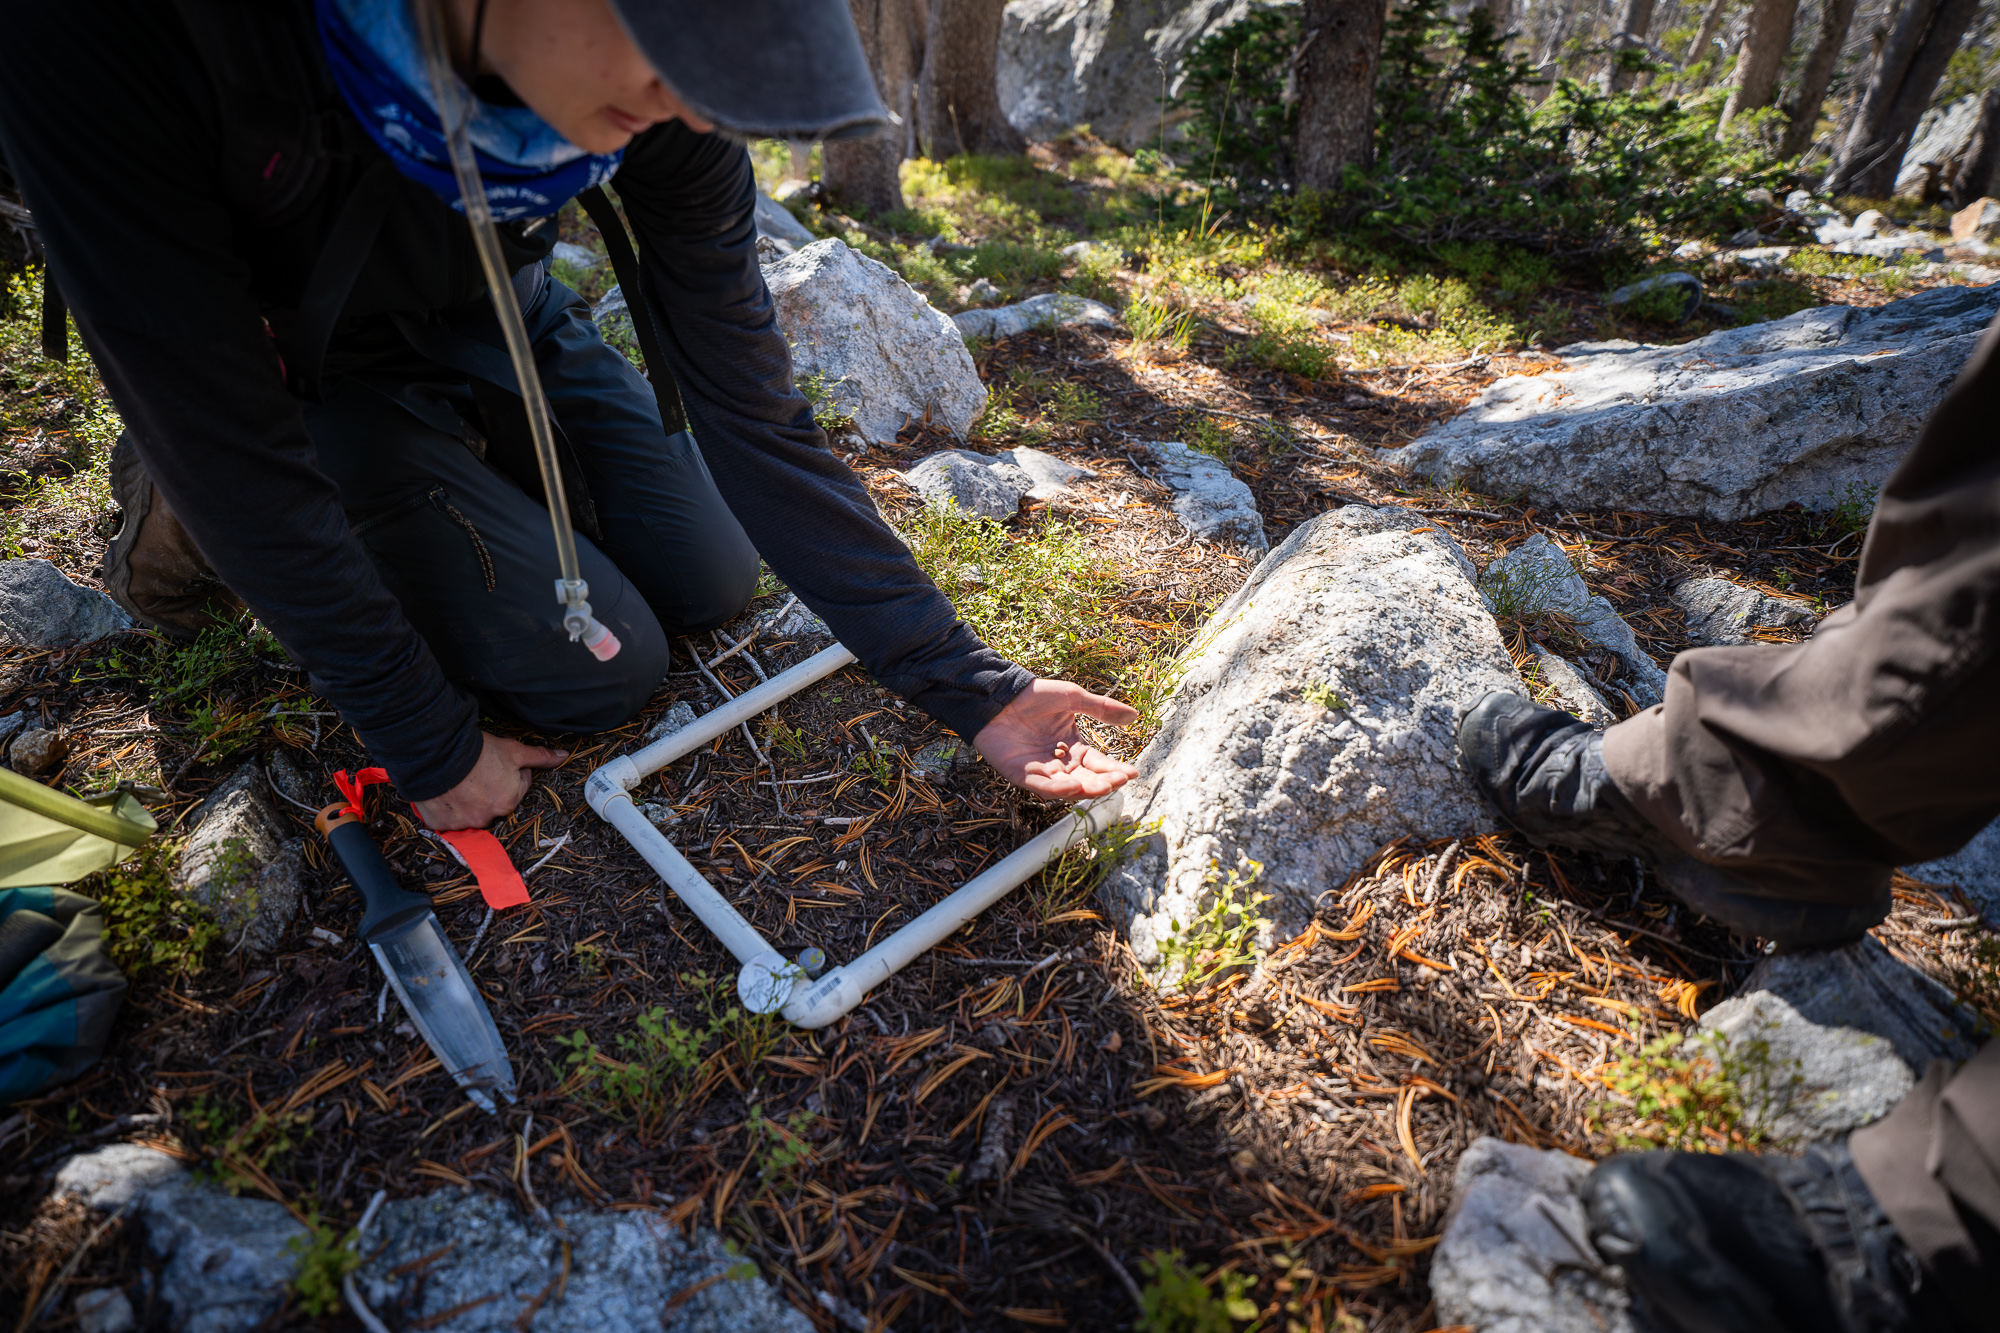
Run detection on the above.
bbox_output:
[607,0,892,141]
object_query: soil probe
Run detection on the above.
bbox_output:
[585,643,1126,1026]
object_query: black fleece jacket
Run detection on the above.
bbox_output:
[0,0,1029,799]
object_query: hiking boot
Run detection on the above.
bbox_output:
[1583,1142,1949,1333]
[1456,690,1888,948]
[1455,689,1677,859]
[100,431,243,640]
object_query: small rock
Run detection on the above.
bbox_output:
[1672,576,1815,646]
[765,239,986,445]
[645,701,700,744]
[1745,187,1779,208]
[1000,445,1093,500]
[1102,506,1515,952]
[74,1287,136,1333]
[175,763,304,957]
[965,276,1003,304]
[1524,646,1618,729]
[1729,245,1795,276]
[1853,208,1890,238]
[904,449,1034,520]
[10,726,67,776]
[263,749,314,809]
[1606,271,1703,323]
[1670,240,1708,261]
[749,598,835,671]
[1785,189,1816,214]
[0,710,26,749]
[1829,233,1946,263]
[1432,1137,1632,1333]
[1952,197,2000,244]
[755,233,794,262]
[1144,441,1267,555]
[550,240,602,269]
[1481,534,1666,706]
[951,292,1119,342]
[909,738,971,780]
[754,191,817,249]
[0,560,134,649]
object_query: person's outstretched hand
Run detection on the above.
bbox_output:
[974,679,1138,801]
[414,730,568,831]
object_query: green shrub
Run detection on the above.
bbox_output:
[1177,8,1300,188]
[1137,1250,1258,1332]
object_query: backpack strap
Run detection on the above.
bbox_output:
[273,156,396,402]
[576,186,688,435]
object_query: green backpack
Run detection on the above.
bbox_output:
[0,767,154,1105]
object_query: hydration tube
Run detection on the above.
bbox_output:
[412,0,620,662]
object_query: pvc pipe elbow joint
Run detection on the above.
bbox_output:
[584,758,640,815]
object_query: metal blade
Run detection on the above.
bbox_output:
[371,915,516,1112]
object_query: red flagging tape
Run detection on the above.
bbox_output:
[332,767,390,818]
[436,828,531,910]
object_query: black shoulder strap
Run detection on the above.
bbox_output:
[272,157,396,402]
[576,186,688,435]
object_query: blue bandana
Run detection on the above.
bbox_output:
[314,0,623,220]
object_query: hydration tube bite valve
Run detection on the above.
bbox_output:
[556,579,620,662]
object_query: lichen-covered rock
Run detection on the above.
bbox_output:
[1672,576,1816,646]
[904,450,1034,519]
[1525,646,1618,729]
[1481,534,1667,707]
[998,0,1269,150]
[0,559,133,649]
[1146,440,1267,554]
[1101,506,1518,953]
[175,763,303,957]
[1387,284,2000,520]
[764,239,985,445]
[353,1188,811,1333]
[1432,1138,1633,1333]
[951,292,1118,342]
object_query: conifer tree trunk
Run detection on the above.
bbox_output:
[1719,0,1802,130]
[1294,0,1391,191]
[1600,0,1659,92]
[1686,0,1735,69]
[1827,0,1981,196]
[1780,0,1861,157]
[1950,82,2000,204]
[823,0,922,215]
[916,0,1024,157]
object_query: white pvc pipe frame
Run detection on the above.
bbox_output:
[585,644,1125,1028]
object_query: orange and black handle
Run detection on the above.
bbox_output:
[316,803,434,943]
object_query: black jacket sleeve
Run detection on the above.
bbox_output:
[0,0,484,800]
[612,127,1032,741]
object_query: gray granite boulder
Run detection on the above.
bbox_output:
[1431,1138,1633,1333]
[904,449,1035,519]
[1607,271,1703,322]
[0,560,133,648]
[998,0,1269,150]
[1145,440,1267,554]
[1004,445,1093,499]
[1101,506,1518,956]
[753,191,817,250]
[1481,534,1667,707]
[1672,576,1817,646]
[765,239,986,445]
[1524,646,1619,729]
[951,292,1118,341]
[174,763,304,957]
[1387,284,2000,520]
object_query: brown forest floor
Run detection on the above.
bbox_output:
[4,239,2000,1333]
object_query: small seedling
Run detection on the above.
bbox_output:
[1157,860,1271,993]
[287,1212,362,1317]
[1136,1249,1258,1332]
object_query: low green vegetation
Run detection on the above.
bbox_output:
[1593,1028,1789,1152]
[1137,1249,1259,1332]
[1157,859,1270,993]
[901,500,1117,682]
[182,1093,311,1195]
[287,1213,363,1317]
[93,845,220,979]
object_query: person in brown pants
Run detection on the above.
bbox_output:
[1456,312,2000,1331]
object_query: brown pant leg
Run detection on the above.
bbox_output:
[1851,1040,2000,1312]
[1600,312,2000,902]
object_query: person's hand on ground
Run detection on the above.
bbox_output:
[974,679,1138,801]
[414,731,567,831]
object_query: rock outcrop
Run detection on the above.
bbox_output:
[764,240,986,446]
[1894,93,1984,200]
[1431,1138,1633,1333]
[1905,817,2000,926]
[904,450,1036,520]
[1481,534,1667,707]
[1101,506,1518,955]
[1672,576,1816,646]
[998,0,1268,150]
[753,192,817,250]
[174,763,304,957]
[0,560,133,649]
[1145,440,1267,554]
[951,292,1119,341]
[1387,284,2000,520]
[50,1144,807,1333]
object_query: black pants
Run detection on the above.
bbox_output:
[305,270,759,735]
